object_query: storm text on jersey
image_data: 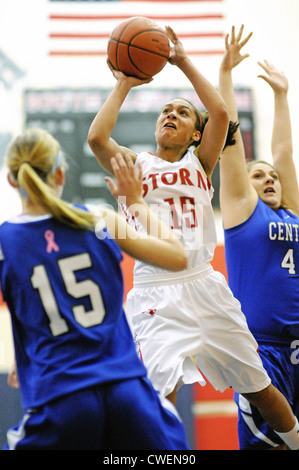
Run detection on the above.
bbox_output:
[142,168,209,197]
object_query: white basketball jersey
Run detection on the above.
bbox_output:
[120,148,217,278]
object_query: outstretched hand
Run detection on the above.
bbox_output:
[105,153,143,206]
[166,25,187,67]
[221,25,253,71]
[257,60,289,94]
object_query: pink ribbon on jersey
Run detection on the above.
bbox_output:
[45,230,59,253]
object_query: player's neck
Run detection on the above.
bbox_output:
[21,199,49,216]
[155,144,187,162]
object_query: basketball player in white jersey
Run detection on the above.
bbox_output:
[88,26,299,449]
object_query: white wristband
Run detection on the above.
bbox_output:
[275,417,299,450]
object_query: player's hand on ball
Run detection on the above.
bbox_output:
[166,26,187,67]
[107,59,153,86]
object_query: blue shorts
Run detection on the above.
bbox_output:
[234,343,299,450]
[4,376,189,450]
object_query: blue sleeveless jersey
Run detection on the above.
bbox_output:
[0,212,146,409]
[224,199,299,343]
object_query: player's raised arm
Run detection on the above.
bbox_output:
[258,60,299,215]
[166,26,229,179]
[219,25,258,228]
[88,66,152,174]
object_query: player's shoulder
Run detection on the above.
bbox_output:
[136,150,155,160]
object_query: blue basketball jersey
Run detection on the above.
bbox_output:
[224,199,299,343]
[0,212,146,409]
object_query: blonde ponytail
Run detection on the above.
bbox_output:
[6,129,98,230]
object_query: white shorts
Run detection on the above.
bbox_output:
[126,264,271,398]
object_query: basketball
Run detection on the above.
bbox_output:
[107,17,170,79]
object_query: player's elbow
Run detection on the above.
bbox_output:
[210,104,229,141]
[87,131,112,171]
[217,103,229,127]
[87,129,104,153]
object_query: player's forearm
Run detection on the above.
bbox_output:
[179,57,228,118]
[271,91,293,160]
[124,196,169,242]
[88,80,132,147]
[105,204,188,271]
[219,66,239,122]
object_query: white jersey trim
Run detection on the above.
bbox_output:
[238,395,279,448]
[6,214,52,224]
[6,411,32,450]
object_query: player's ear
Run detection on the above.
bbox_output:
[192,130,201,143]
[7,173,18,188]
[53,167,65,187]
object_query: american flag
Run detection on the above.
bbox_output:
[47,0,226,57]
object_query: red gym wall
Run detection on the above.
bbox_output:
[121,245,239,451]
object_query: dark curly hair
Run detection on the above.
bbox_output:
[181,99,239,151]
